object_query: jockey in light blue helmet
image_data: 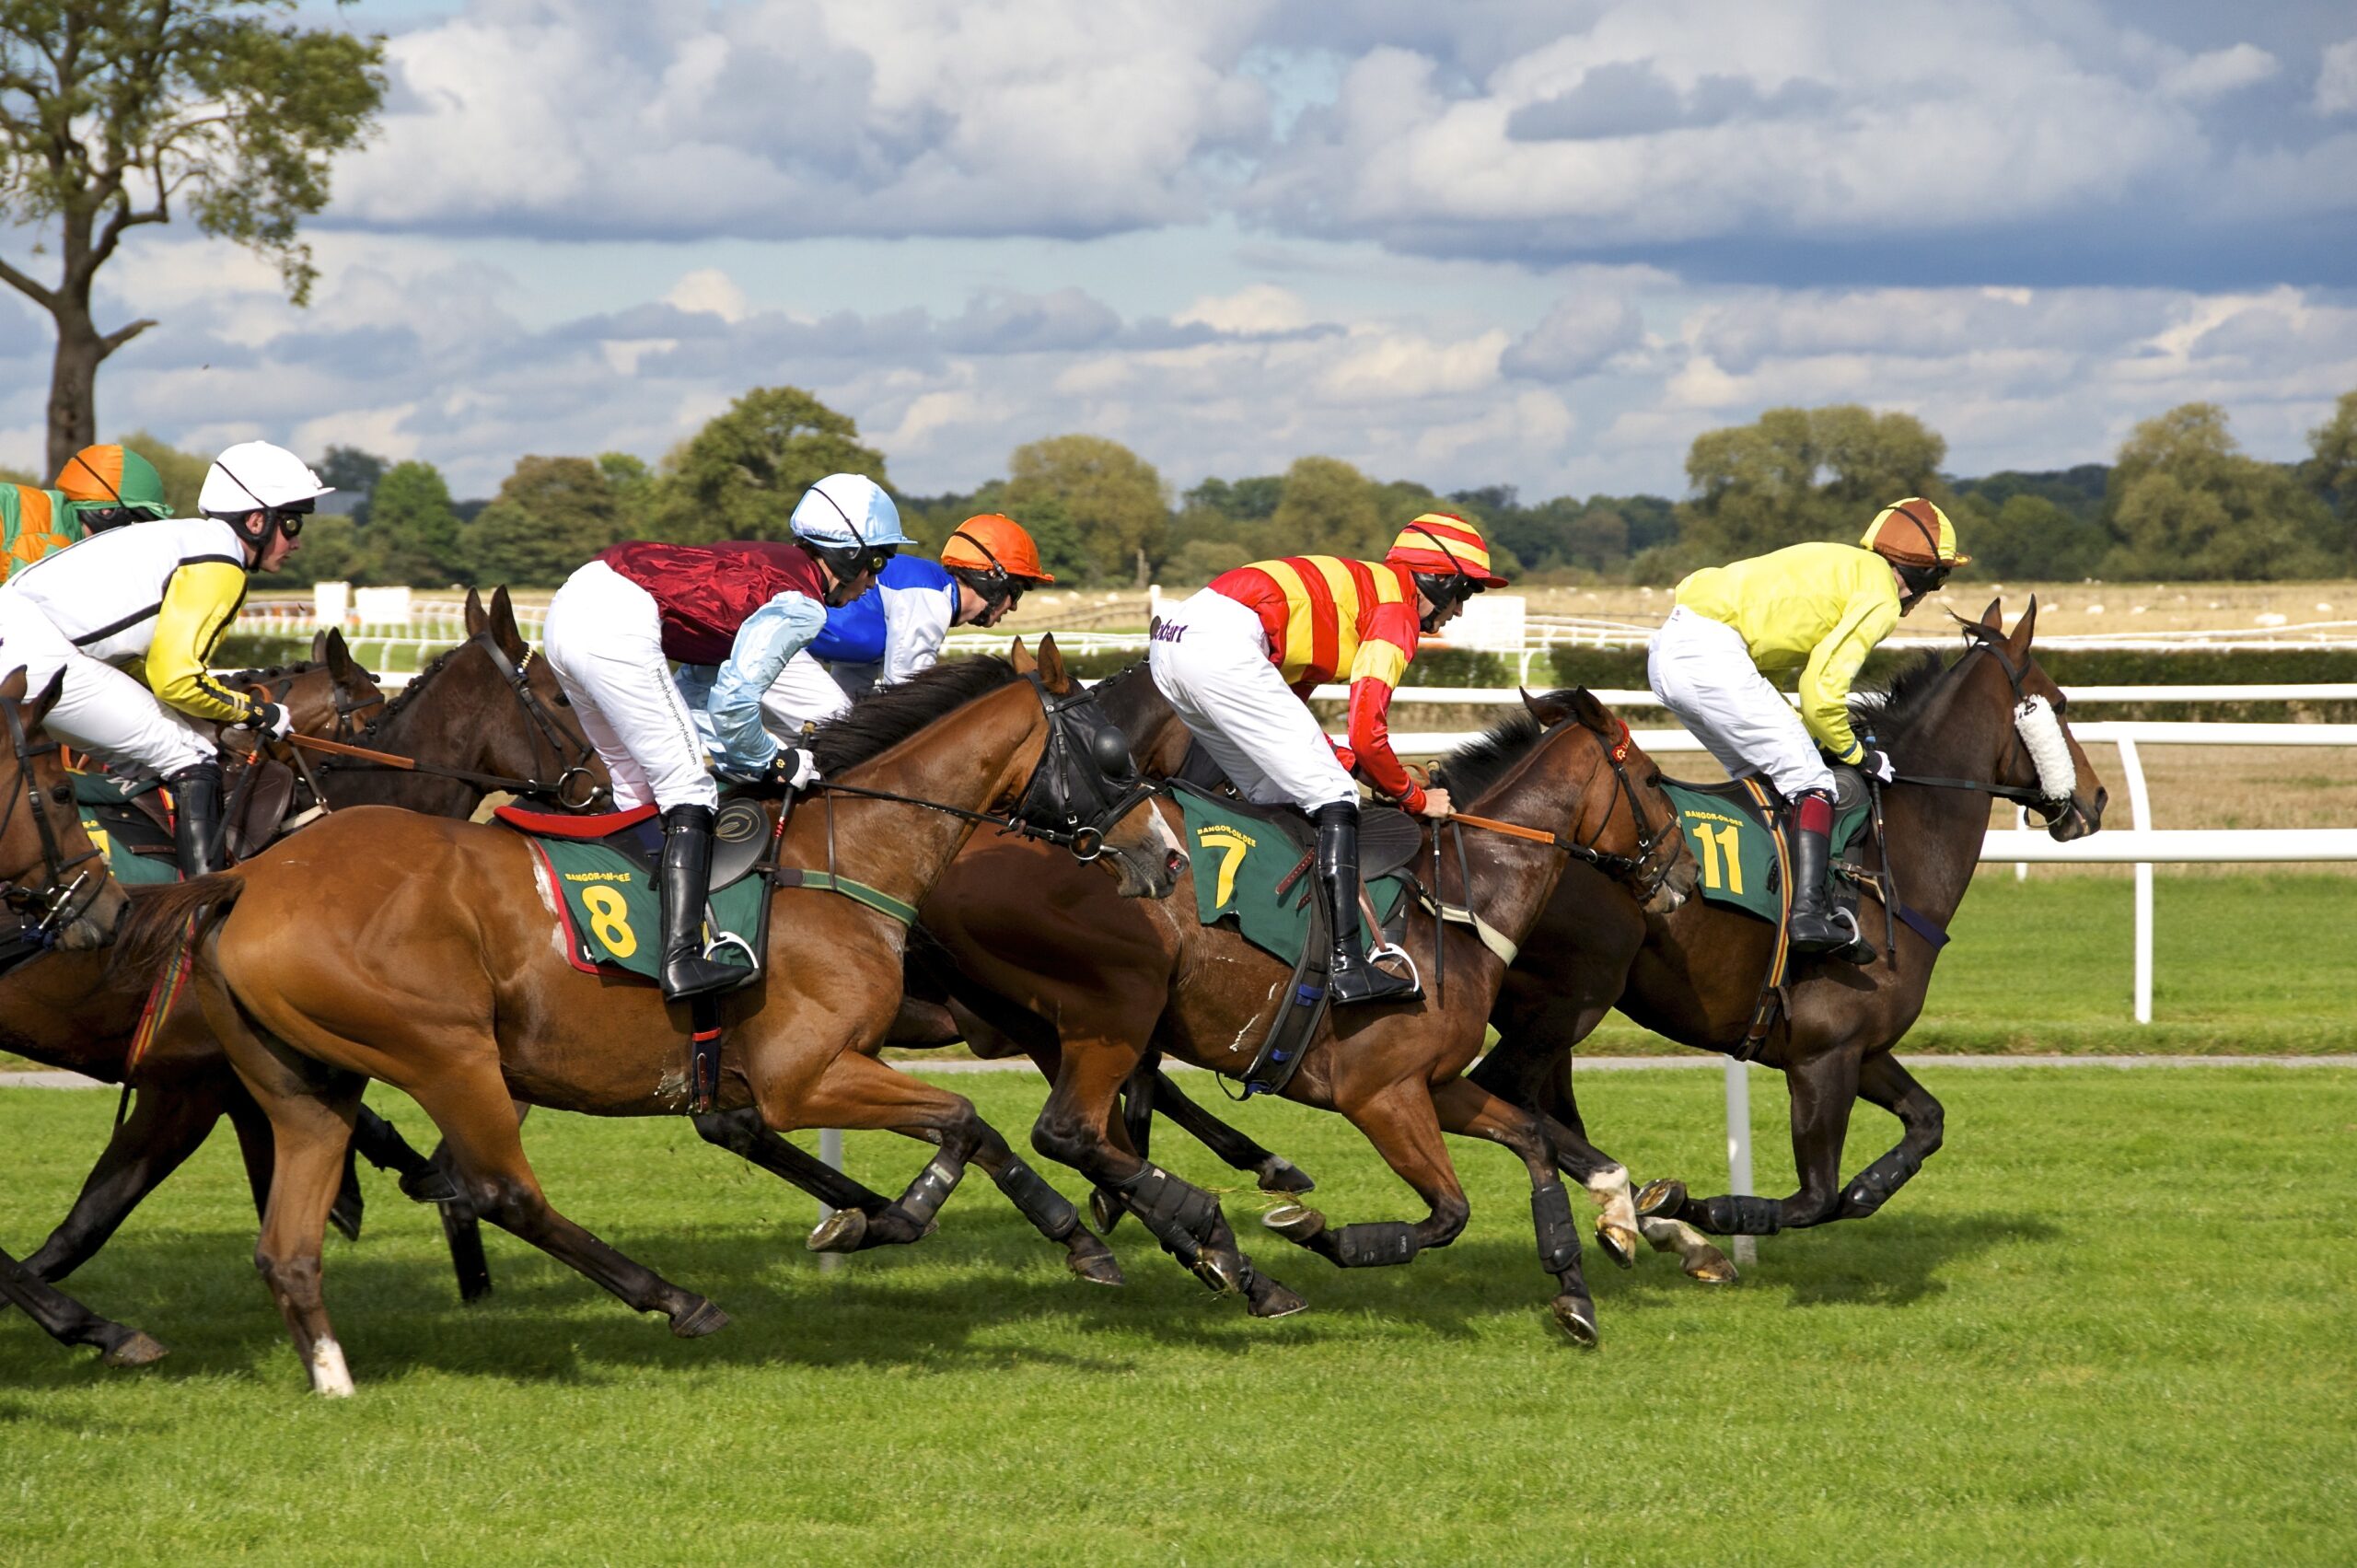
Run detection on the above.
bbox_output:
[789,472,915,581]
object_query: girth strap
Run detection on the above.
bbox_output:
[768,866,918,927]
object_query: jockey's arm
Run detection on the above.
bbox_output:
[1342,617,1427,815]
[878,576,953,687]
[147,560,266,726]
[708,593,828,772]
[1798,592,1900,763]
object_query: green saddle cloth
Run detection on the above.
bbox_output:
[1660,779,1869,923]
[1176,791,1411,968]
[71,770,179,886]
[527,837,768,984]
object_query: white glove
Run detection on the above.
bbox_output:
[243,701,295,740]
[758,746,821,792]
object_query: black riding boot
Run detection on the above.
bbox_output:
[1785,819,1852,954]
[658,804,739,1002]
[1316,800,1420,1006]
[168,762,225,877]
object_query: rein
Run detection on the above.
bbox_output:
[0,692,108,958]
[1440,716,1681,901]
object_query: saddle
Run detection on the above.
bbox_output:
[490,797,772,893]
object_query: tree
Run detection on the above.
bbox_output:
[655,386,887,543]
[1682,404,1949,560]
[368,459,462,585]
[316,443,387,523]
[112,426,202,514]
[1950,492,2107,580]
[2103,403,2334,580]
[1004,435,1167,586]
[1271,456,1384,560]
[2304,389,2357,571]
[0,2,385,474]
[463,457,630,588]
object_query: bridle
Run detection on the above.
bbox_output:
[0,691,109,961]
[314,632,610,809]
[1439,711,1684,905]
[1886,622,2075,817]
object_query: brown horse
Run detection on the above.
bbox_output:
[4,598,609,1357]
[0,668,145,1362]
[1467,598,2108,1251]
[913,681,1695,1343]
[133,641,1181,1393]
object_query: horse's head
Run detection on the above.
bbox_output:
[1958,597,2107,842]
[0,668,128,949]
[1533,687,1697,913]
[249,629,387,744]
[1006,635,1185,899]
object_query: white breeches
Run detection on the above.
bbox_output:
[1147,587,1356,812]
[0,595,213,775]
[1647,604,1833,802]
[543,560,716,812]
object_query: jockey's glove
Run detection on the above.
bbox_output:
[239,702,294,741]
[1860,746,1896,784]
[756,747,822,793]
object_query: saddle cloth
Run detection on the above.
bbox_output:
[72,770,180,886]
[493,798,770,986]
[1172,782,1414,969]
[1659,775,1870,924]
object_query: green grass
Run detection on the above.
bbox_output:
[6,1068,2354,1565]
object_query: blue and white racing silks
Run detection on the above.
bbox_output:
[680,591,830,772]
[810,556,959,686]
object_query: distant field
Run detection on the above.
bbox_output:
[4,1066,2351,1565]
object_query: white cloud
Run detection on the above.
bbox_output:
[2157,43,2277,102]
[665,269,749,323]
[2316,38,2357,116]
[1175,284,1311,334]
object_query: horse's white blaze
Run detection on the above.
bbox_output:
[2015,696,2075,802]
[308,1337,355,1397]
[1145,805,1188,869]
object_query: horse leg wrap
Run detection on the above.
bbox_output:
[991,1156,1079,1241]
[1329,1221,1421,1269]
[350,1107,435,1181]
[1531,1180,1582,1274]
[899,1155,963,1227]
[1699,1193,1784,1236]
[1117,1165,1221,1245]
[1840,1148,1924,1218]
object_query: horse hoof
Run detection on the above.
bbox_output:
[669,1298,730,1338]
[1550,1295,1600,1349]
[100,1330,169,1368]
[1065,1233,1126,1287]
[1635,1178,1687,1218]
[1245,1274,1309,1318]
[1255,1156,1316,1196]
[807,1207,867,1253]
[1686,1248,1739,1284]
[1088,1188,1126,1236]
[1191,1252,1249,1297]
[1262,1203,1327,1245]
[1596,1222,1638,1270]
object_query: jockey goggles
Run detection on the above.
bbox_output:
[812,540,898,583]
[207,458,314,545]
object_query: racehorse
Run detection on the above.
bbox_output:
[1467,598,2108,1248]
[2,590,608,1359]
[0,668,145,1362]
[126,640,1182,1393]
[911,679,1695,1343]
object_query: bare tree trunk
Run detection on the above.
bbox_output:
[45,306,102,482]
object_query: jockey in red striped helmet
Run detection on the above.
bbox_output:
[1148,511,1508,1005]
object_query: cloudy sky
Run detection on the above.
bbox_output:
[6,0,2356,501]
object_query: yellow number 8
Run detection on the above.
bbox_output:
[581,885,638,958]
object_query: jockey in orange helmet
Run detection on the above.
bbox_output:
[1150,512,1509,1005]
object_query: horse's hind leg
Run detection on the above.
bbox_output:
[0,1245,168,1366]
[1836,1051,1945,1220]
[691,1107,934,1249]
[1149,1068,1316,1196]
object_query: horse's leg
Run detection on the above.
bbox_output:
[1432,1077,1600,1347]
[1032,1040,1301,1317]
[328,1146,365,1242]
[1149,1069,1317,1196]
[689,1108,931,1248]
[22,1075,234,1283]
[1260,1080,1471,1272]
[1834,1051,1945,1221]
[0,1244,168,1366]
[1471,1008,1650,1268]
[1640,1046,1864,1236]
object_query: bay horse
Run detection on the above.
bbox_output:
[131,641,1182,1393]
[912,681,1696,1344]
[1467,598,2108,1249]
[0,668,145,1362]
[3,591,609,1358]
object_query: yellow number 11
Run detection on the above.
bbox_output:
[1687,822,1745,895]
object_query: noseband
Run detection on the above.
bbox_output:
[1887,623,2076,817]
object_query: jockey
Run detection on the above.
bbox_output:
[0,445,174,585]
[1648,496,1968,953]
[0,440,323,875]
[541,472,912,1001]
[683,512,1056,739]
[1149,512,1508,1005]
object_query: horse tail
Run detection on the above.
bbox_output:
[104,874,247,983]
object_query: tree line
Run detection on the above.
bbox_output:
[49,382,2357,591]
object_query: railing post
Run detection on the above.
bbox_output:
[816,1127,845,1274]
[1724,1056,1757,1269]
[2119,738,2154,1024]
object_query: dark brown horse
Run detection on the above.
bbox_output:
[911,681,1695,1343]
[0,668,145,1362]
[135,642,1180,1392]
[1467,598,2108,1252]
[4,593,610,1358]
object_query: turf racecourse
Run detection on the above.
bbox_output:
[6,1067,2354,1565]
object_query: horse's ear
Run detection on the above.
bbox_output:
[0,667,27,703]
[1978,596,2003,630]
[309,629,330,662]
[1007,636,1037,676]
[26,668,64,728]
[1037,633,1073,695]
[321,626,358,683]
[1519,685,1573,727]
[2009,594,2038,656]
[488,585,528,660]
[1565,687,1615,735]
[464,587,487,636]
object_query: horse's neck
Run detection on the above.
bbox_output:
[1883,673,2011,925]
[327,660,484,817]
[1450,736,1600,944]
[811,688,1038,901]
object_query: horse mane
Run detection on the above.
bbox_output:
[1852,653,1948,739]
[220,658,320,684]
[1428,690,1583,801]
[809,656,1025,773]
[358,639,474,738]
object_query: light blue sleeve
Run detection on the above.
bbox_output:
[706,593,827,771]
